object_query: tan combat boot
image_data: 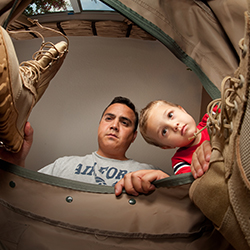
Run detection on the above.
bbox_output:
[190,8,250,250]
[0,20,69,152]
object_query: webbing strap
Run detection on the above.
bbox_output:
[0,160,194,194]
[0,159,114,193]
[2,0,19,29]
[153,173,195,188]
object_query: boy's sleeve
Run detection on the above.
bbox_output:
[172,147,194,175]
[172,160,191,175]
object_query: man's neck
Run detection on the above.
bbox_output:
[96,149,128,161]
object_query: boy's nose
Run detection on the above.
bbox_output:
[172,122,180,132]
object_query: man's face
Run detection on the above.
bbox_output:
[97,103,137,160]
[146,103,197,148]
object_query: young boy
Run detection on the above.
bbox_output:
[139,100,210,175]
[114,100,212,197]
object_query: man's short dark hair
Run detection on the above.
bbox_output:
[101,96,138,132]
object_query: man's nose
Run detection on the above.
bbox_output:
[110,119,119,131]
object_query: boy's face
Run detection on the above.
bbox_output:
[146,103,197,149]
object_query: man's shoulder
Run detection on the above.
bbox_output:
[56,153,93,162]
[44,153,94,168]
[129,159,156,170]
[38,153,94,174]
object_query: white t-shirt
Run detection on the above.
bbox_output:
[39,152,155,186]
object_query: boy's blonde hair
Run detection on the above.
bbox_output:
[139,100,179,147]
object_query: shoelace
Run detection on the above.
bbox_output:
[189,37,247,142]
[0,20,69,150]
[8,19,69,97]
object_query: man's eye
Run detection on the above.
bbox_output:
[122,121,128,126]
[105,117,112,121]
[162,128,167,136]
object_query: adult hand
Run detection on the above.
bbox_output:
[115,169,169,196]
[0,122,33,168]
[191,140,211,179]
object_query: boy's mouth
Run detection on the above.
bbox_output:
[181,125,187,136]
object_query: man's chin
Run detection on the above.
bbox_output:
[106,137,118,142]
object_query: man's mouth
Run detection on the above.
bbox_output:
[107,133,118,138]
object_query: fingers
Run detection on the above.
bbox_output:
[0,122,33,168]
[191,150,204,179]
[203,140,212,163]
[115,173,139,197]
[191,140,211,179]
[132,171,156,194]
[114,170,169,197]
[139,170,169,193]
[17,122,33,167]
[114,179,125,197]
[24,122,33,141]
[23,122,34,150]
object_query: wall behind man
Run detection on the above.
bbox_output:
[13,35,202,174]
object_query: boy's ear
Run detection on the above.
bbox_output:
[178,105,187,113]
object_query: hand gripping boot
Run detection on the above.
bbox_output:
[0,20,69,152]
[190,7,250,250]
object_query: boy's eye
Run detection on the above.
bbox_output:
[168,112,173,118]
[162,128,167,136]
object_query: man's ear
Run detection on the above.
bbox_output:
[132,131,137,143]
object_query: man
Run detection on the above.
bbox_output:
[0,96,155,186]
[0,95,209,190]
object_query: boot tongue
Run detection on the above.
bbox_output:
[37,41,68,68]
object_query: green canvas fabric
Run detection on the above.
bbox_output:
[101,0,247,99]
[1,1,249,249]
[0,161,233,250]
[2,0,247,99]
[190,8,250,250]
[0,0,32,27]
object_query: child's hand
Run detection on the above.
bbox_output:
[191,140,211,179]
[114,170,169,196]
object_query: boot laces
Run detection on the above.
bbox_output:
[9,19,69,97]
[206,37,247,141]
[19,41,65,96]
[190,37,247,142]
